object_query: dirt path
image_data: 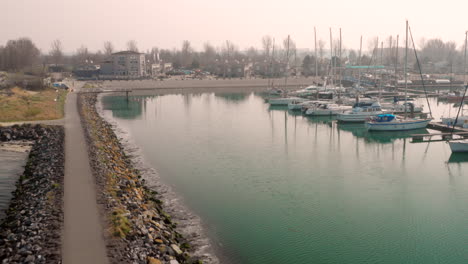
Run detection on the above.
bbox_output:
[62,89,109,263]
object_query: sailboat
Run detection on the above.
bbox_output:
[448,31,468,153]
[365,21,432,131]
[442,32,468,129]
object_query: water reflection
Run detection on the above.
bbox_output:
[102,96,143,119]
[448,152,468,163]
[214,93,249,104]
[304,116,335,124]
[337,123,429,144]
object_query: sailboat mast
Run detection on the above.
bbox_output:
[270,38,275,88]
[358,36,362,88]
[404,20,409,119]
[284,35,290,89]
[464,31,467,86]
[314,27,318,83]
[379,41,383,99]
[395,35,399,88]
[329,28,333,87]
[339,28,342,90]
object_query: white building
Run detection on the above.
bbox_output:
[110,51,146,77]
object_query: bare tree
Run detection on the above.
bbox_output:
[0,38,40,71]
[76,45,89,64]
[126,40,138,52]
[50,39,63,65]
[181,40,193,67]
[283,36,296,62]
[148,47,159,63]
[262,35,273,58]
[223,40,237,59]
[367,37,379,55]
[103,41,114,56]
[201,42,217,71]
[246,46,259,61]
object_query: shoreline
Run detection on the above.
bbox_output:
[79,93,218,263]
[0,125,64,263]
[97,93,226,264]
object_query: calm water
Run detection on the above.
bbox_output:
[0,151,28,220]
[103,93,468,264]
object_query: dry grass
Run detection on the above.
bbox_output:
[0,87,67,122]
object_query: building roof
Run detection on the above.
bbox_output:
[111,50,142,55]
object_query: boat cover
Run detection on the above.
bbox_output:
[374,114,396,122]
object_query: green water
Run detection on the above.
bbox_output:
[103,93,468,264]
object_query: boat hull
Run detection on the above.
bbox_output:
[449,140,468,152]
[305,109,347,116]
[365,119,431,131]
[337,112,382,122]
[269,97,305,106]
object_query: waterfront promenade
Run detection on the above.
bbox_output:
[62,83,109,263]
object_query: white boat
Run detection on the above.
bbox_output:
[381,102,424,113]
[441,116,468,128]
[266,88,284,96]
[288,100,317,110]
[447,31,468,153]
[365,21,432,132]
[291,85,323,97]
[336,101,384,122]
[365,114,431,131]
[269,97,306,106]
[305,103,351,116]
[441,106,468,128]
[449,140,468,152]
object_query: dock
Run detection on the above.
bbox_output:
[411,122,468,142]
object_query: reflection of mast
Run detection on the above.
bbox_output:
[402,137,407,162]
[336,122,341,150]
[269,110,274,140]
[284,111,288,154]
[294,115,297,145]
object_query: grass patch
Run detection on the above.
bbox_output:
[0,86,68,122]
[111,209,132,238]
[82,83,95,89]
[24,107,41,118]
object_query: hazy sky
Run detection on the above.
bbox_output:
[2,0,468,54]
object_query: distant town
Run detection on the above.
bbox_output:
[0,35,466,90]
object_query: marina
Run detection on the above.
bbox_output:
[102,91,468,264]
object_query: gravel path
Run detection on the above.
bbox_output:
[62,91,109,263]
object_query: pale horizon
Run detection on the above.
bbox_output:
[2,0,468,54]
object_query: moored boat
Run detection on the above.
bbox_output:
[288,100,316,111]
[336,101,384,122]
[305,103,351,116]
[268,97,306,106]
[448,140,468,152]
[365,114,431,131]
[380,102,423,113]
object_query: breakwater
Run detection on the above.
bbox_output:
[78,94,206,264]
[0,125,64,263]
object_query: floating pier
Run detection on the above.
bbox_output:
[411,122,468,142]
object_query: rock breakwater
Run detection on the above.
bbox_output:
[78,94,204,264]
[0,124,64,263]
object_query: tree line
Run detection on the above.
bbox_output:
[0,35,466,76]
